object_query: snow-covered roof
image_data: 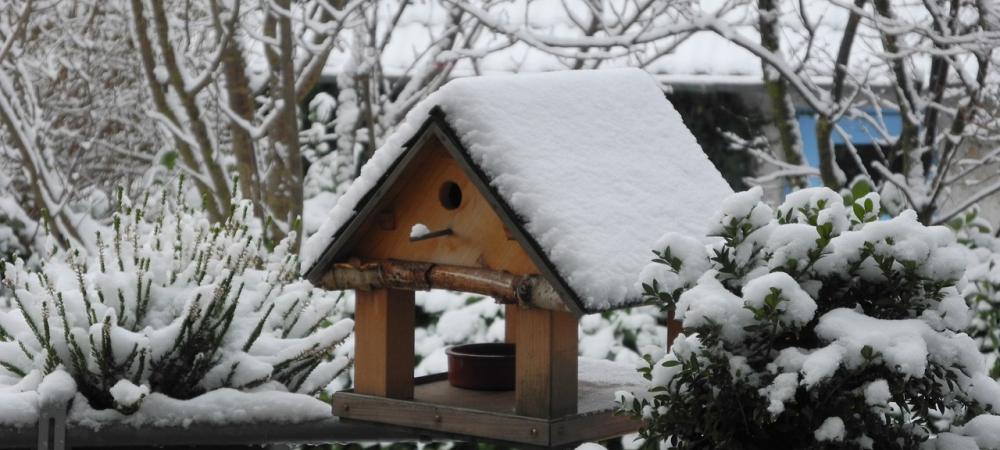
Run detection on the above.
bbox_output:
[303,68,732,313]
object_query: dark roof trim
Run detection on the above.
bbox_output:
[304,106,598,315]
[302,113,440,283]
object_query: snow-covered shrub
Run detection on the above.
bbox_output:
[622,187,1000,449]
[414,291,505,375]
[949,208,1000,378]
[0,186,352,413]
[580,306,667,366]
[302,92,355,203]
[0,175,39,265]
[0,199,34,264]
[410,290,667,376]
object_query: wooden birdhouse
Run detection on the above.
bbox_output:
[303,68,732,447]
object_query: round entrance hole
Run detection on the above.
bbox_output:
[439,181,463,210]
[446,343,515,391]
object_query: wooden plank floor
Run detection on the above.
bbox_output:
[414,374,516,414]
[410,369,635,415]
[333,371,642,447]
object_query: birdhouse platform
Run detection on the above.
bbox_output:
[332,358,645,448]
[303,69,732,446]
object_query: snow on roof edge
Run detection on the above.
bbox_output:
[301,108,435,281]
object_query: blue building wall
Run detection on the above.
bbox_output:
[796,110,903,186]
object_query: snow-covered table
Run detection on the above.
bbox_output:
[0,414,417,449]
[0,389,417,449]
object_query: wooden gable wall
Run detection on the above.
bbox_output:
[342,133,540,276]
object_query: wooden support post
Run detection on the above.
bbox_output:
[37,398,67,450]
[354,288,415,399]
[666,310,682,349]
[504,305,518,344]
[515,308,577,418]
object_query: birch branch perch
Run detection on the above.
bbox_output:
[318,260,567,312]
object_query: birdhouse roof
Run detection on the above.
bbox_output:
[303,68,732,313]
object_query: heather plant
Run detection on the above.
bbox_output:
[621,187,1000,449]
[0,182,352,413]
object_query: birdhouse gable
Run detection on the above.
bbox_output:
[325,125,539,276]
[304,68,733,313]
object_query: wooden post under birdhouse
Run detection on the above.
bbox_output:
[354,288,415,399]
[504,305,518,344]
[667,310,682,348]
[514,308,578,418]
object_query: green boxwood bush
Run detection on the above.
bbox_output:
[622,187,1000,449]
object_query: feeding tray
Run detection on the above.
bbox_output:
[332,358,646,448]
[446,343,515,391]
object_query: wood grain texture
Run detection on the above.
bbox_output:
[667,310,682,349]
[331,376,641,448]
[505,305,517,344]
[319,261,567,310]
[353,288,415,399]
[333,391,551,447]
[346,135,539,276]
[550,411,642,447]
[515,308,578,418]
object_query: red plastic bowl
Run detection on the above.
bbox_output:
[446,343,515,391]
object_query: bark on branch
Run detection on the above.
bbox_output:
[758,0,807,189]
[318,260,568,312]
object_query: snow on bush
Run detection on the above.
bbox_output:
[414,291,506,375]
[411,290,667,376]
[429,293,664,373]
[949,207,1000,379]
[622,186,1000,449]
[0,184,352,415]
[0,174,39,266]
[580,306,668,366]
